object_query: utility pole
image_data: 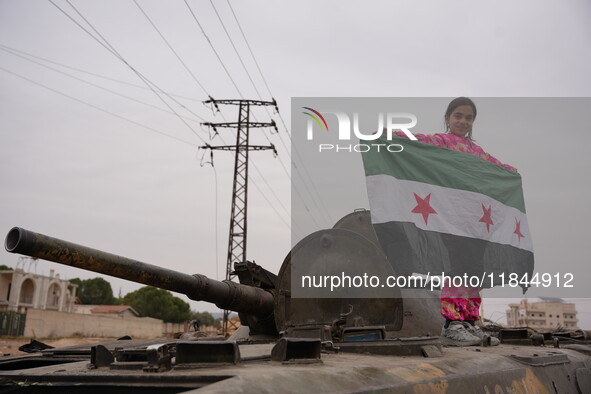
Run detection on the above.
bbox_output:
[201,98,277,336]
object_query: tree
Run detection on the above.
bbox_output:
[0,265,12,271]
[189,311,215,327]
[121,286,190,323]
[70,277,116,305]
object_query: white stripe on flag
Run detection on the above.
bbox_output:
[367,174,533,252]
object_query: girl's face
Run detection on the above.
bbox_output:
[446,105,475,137]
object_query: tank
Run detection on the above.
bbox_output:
[1,210,591,394]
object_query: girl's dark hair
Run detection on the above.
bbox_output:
[444,97,477,140]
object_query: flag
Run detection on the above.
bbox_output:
[362,136,534,289]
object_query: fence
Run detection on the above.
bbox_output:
[0,311,26,336]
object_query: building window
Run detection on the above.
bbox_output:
[557,314,560,318]
[19,279,35,304]
[47,283,61,308]
[549,314,552,318]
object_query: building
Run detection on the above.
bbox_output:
[0,267,77,314]
[73,304,140,318]
[506,298,579,331]
[0,265,187,338]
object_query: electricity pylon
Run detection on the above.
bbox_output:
[201,98,278,336]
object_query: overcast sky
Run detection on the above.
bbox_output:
[1,1,590,327]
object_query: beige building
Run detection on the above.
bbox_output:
[73,304,140,318]
[0,266,186,338]
[506,298,579,331]
[0,267,77,314]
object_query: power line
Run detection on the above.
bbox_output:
[131,0,232,127]
[215,2,332,225]
[132,0,210,97]
[211,164,220,281]
[248,173,291,231]
[0,43,202,102]
[213,8,311,213]
[208,0,261,100]
[183,0,301,227]
[225,0,292,141]
[0,45,205,124]
[50,1,306,234]
[249,161,290,219]
[183,0,244,98]
[0,65,197,147]
[208,0,288,167]
[202,127,291,225]
[48,0,209,142]
[132,0,296,239]
[202,116,293,228]
[61,0,206,125]
[203,132,293,236]
[226,0,272,98]
[12,3,295,268]
[206,1,278,139]
[4,74,293,296]
[292,180,321,228]
[203,116,314,230]
[223,0,294,156]
[292,146,334,225]
[203,2,310,225]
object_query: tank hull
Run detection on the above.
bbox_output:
[0,338,589,393]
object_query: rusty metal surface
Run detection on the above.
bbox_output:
[176,341,240,366]
[275,229,403,332]
[337,336,442,357]
[4,227,273,317]
[42,338,172,356]
[270,338,321,362]
[234,261,279,335]
[332,209,381,247]
[90,345,114,368]
[1,341,590,393]
[393,288,446,338]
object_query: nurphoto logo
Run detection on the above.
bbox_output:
[302,107,417,152]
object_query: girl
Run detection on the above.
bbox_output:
[399,97,516,346]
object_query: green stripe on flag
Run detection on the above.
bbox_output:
[362,136,526,212]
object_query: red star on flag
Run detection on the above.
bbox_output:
[514,218,524,241]
[411,193,437,225]
[479,204,494,232]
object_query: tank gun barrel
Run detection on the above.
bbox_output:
[4,227,273,318]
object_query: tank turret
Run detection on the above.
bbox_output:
[4,211,404,340]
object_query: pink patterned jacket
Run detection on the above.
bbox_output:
[398,132,518,173]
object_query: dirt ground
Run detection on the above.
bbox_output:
[0,337,116,356]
